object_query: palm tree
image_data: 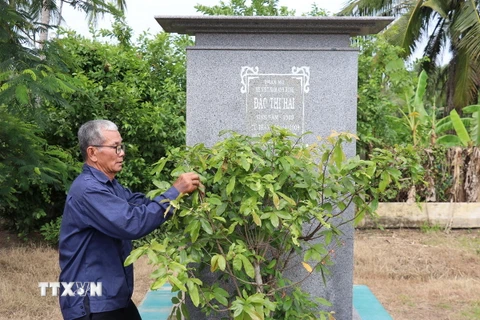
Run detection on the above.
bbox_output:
[340,0,480,116]
[39,0,127,45]
[3,0,127,47]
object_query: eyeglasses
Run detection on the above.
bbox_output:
[91,144,125,155]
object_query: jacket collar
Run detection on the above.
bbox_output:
[82,163,114,185]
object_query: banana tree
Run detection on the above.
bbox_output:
[436,104,480,147]
[397,69,437,146]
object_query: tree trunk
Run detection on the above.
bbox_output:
[39,0,50,48]
[445,57,457,117]
[448,147,465,202]
[465,147,480,202]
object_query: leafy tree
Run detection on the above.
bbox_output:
[1,0,84,234]
[4,0,127,45]
[1,0,192,235]
[0,106,78,235]
[340,0,480,115]
[195,0,296,16]
[45,24,192,192]
[355,35,420,156]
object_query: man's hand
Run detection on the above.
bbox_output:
[172,172,201,194]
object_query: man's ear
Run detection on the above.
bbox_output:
[86,146,98,163]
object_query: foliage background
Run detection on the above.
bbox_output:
[1,0,479,241]
[1,12,191,235]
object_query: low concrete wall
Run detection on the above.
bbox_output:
[358,202,480,228]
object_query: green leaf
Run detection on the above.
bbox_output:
[240,156,251,171]
[266,259,277,269]
[378,171,391,192]
[228,222,238,235]
[233,256,243,271]
[436,135,463,147]
[217,254,227,271]
[277,191,296,206]
[150,241,166,252]
[200,218,213,235]
[244,305,263,320]
[226,176,236,195]
[146,249,158,264]
[211,254,226,272]
[124,247,145,266]
[208,196,222,206]
[239,255,255,278]
[252,211,262,226]
[151,157,168,175]
[385,167,401,179]
[462,104,480,114]
[272,192,280,209]
[168,275,187,291]
[214,168,223,183]
[186,220,201,243]
[270,213,279,228]
[332,142,345,167]
[279,157,291,172]
[15,84,29,105]
[450,109,471,146]
[187,280,200,307]
[211,254,219,272]
[422,0,448,18]
[213,287,229,306]
[413,70,428,118]
[151,277,168,290]
[213,216,227,223]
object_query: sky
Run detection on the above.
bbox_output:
[61,0,346,40]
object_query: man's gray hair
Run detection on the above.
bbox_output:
[78,120,118,161]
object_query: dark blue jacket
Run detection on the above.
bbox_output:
[59,164,178,320]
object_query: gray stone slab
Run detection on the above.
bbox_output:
[186,49,357,320]
[194,33,351,48]
[155,16,394,36]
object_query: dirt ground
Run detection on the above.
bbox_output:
[0,229,155,320]
[0,228,479,320]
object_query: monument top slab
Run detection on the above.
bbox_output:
[155,16,393,36]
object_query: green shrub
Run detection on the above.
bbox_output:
[40,216,62,246]
[126,128,399,319]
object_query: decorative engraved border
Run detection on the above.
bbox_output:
[291,66,310,93]
[240,66,259,93]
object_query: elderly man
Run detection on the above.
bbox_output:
[59,120,200,320]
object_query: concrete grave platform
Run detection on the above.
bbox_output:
[358,202,480,229]
[139,284,393,320]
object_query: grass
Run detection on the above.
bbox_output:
[461,302,480,319]
[0,230,154,320]
[354,228,480,320]
[1,228,479,319]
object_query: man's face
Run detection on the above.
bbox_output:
[90,129,125,180]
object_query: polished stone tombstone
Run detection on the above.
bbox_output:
[156,16,392,320]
